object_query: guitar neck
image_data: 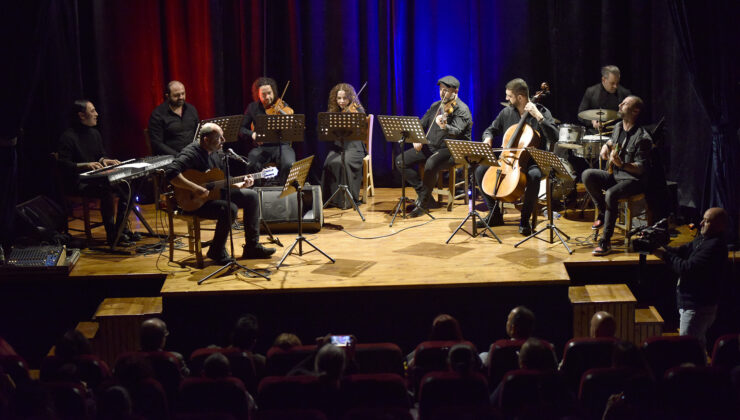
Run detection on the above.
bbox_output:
[209,171,265,189]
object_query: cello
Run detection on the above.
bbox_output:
[481,82,550,202]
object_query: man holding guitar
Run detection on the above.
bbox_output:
[583,96,652,256]
[164,123,276,264]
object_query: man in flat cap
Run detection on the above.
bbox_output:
[396,75,472,217]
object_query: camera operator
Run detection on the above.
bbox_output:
[653,207,729,349]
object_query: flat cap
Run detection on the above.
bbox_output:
[437,75,460,89]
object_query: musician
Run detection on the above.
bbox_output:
[57,99,136,245]
[148,80,200,155]
[321,83,366,209]
[238,77,296,183]
[583,95,652,256]
[396,75,472,217]
[475,79,558,235]
[165,123,275,264]
[577,65,631,131]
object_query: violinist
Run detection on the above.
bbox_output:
[396,75,472,218]
[321,83,366,209]
[238,77,296,184]
[475,78,558,235]
[583,95,651,256]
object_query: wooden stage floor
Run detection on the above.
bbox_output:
[67,188,668,296]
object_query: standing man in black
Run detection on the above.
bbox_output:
[583,96,652,256]
[238,77,296,183]
[474,78,559,235]
[577,65,631,132]
[396,75,472,217]
[148,80,200,156]
[164,123,275,264]
[57,100,136,245]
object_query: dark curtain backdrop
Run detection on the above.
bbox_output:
[4,0,737,241]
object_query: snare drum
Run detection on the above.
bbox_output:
[558,124,585,144]
[579,134,609,160]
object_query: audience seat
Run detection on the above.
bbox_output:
[116,351,184,405]
[661,365,734,419]
[257,375,321,411]
[410,340,476,394]
[122,377,170,420]
[559,337,617,392]
[40,354,112,391]
[44,381,95,420]
[342,406,413,420]
[417,371,489,420]
[265,345,317,376]
[343,373,410,410]
[178,376,251,420]
[189,347,259,394]
[578,367,654,420]
[711,333,740,370]
[642,336,706,379]
[258,408,328,420]
[354,343,404,375]
[485,339,526,390]
[0,355,31,388]
[496,369,576,419]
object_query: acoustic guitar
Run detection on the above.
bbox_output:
[174,167,278,212]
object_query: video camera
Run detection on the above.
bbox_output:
[628,218,670,253]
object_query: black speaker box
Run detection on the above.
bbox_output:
[255,185,323,233]
[14,195,68,244]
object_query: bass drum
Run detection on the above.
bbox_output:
[558,124,585,144]
[538,157,576,202]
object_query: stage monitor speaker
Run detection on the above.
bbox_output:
[255,185,323,233]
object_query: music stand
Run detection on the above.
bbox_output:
[198,151,271,285]
[444,140,502,244]
[377,115,434,227]
[193,115,245,144]
[253,114,306,144]
[276,156,335,268]
[317,112,368,221]
[514,148,574,254]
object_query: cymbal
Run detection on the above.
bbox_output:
[578,108,618,121]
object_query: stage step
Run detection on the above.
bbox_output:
[569,284,636,342]
[93,297,163,366]
[46,321,100,357]
[634,306,664,345]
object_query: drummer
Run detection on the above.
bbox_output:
[577,65,632,132]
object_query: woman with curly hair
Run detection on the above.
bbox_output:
[322,83,367,209]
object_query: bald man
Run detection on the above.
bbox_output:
[590,311,617,338]
[148,80,200,155]
[654,207,729,349]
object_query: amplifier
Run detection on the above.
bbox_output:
[255,185,323,233]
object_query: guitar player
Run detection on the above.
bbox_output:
[164,122,276,264]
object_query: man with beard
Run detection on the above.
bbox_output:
[583,96,652,256]
[238,77,296,184]
[148,80,200,156]
[396,75,472,217]
[474,78,559,235]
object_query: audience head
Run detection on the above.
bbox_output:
[506,306,535,340]
[140,318,169,352]
[203,352,231,379]
[590,311,617,338]
[55,329,93,360]
[273,333,302,350]
[518,338,557,371]
[447,343,480,375]
[429,314,463,341]
[700,207,728,238]
[231,314,260,351]
[315,344,346,384]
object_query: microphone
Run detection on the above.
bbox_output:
[226,148,249,166]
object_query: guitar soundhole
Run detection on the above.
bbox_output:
[205,182,214,190]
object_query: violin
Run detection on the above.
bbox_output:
[343,81,367,113]
[265,81,294,115]
[481,82,550,202]
[425,93,458,137]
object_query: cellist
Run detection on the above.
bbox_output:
[238,77,297,184]
[475,78,558,236]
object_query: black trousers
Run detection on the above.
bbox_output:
[582,169,644,241]
[394,145,454,205]
[75,182,130,243]
[247,144,296,184]
[474,162,542,227]
[322,149,364,209]
[194,188,260,253]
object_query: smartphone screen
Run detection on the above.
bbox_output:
[330,335,352,347]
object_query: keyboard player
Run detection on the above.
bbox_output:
[57,99,140,245]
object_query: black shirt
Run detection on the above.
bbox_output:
[577,83,631,126]
[662,234,727,309]
[482,104,559,153]
[420,99,472,151]
[163,143,223,182]
[609,123,652,182]
[57,125,108,178]
[148,102,200,155]
[239,101,292,147]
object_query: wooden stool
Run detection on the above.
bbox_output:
[93,297,163,366]
[164,192,205,268]
[614,193,647,245]
[569,284,636,342]
[634,306,664,345]
[65,196,105,241]
[422,163,469,211]
[360,115,375,203]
